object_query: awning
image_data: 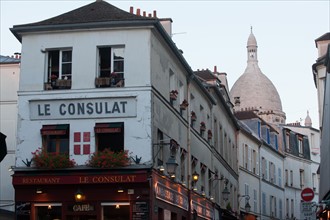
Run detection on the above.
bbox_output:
[94,123,123,133]
[40,124,69,135]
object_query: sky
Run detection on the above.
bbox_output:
[1,0,329,129]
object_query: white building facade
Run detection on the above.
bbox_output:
[0,55,20,218]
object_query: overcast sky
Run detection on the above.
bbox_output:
[1,0,329,129]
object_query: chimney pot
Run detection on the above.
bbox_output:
[130,6,133,14]
[153,10,157,17]
[148,13,152,17]
[136,8,140,16]
[214,65,217,73]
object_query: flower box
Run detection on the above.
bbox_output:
[200,122,206,131]
[170,90,178,100]
[191,111,197,121]
[86,149,130,168]
[31,148,76,169]
[180,99,189,110]
[208,130,213,139]
[55,79,71,89]
[95,77,111,87]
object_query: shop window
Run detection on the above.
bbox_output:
[41,124,69,154]
[94,122,124,153]
[96,46,125,88]
[45,49,72,90]
[102,202,129,220]
[35,203,62,220]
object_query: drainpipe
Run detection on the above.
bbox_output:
[187,75,192,220]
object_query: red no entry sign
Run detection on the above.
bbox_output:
[301,187,314,202]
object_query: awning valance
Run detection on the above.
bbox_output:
[94,123,123,133]
[40,124,69,135]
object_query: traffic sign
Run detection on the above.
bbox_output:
[301,202,316,220]
[301,188,314,202]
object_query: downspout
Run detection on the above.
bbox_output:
[187,74,192,220]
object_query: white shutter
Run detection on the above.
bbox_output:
[248,147,252,171]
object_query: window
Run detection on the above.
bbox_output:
[94,122,124,153]
[278,168,282,187]
[157,130,164,166]
[312,173,317,191]
[266,128,270,144]
[298,137,303,155]
[47,49,72,80]
[290,170,293,186]
[41,124,69,154]
[279,199,283,219]
[46,49,72,90]
[262,192,266,215]
[285,169,288,186]
[275,134,278,150]
[102,202,129,220]
[291,199,294,217]
[300,169,304,188]
[180,148,186,184]
[285,132,290,151]
[257,121,261,137]
[286,198,289,217]
[97,46,125,87]
[253,189,257,212]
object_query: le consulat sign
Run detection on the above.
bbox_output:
[29,97,137,120]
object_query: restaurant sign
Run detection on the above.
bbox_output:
[13,173,148,185]
[29,97,137,120]
[155,182,188,211]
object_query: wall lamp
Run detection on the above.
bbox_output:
[75,189,84,202]
[191,171,199,191]
[166,155,178,179]
[36,188,43,194]
[211,175,230,201]
[239,195,251,212]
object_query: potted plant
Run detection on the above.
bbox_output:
[180,99,189,110]
[200,122,206,131]
[191,111,197,121]
[170,90,178,100]
[207,129,212,139]
[31,148,76,169]
[86,149,130,168]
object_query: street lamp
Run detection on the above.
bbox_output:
[222,185,230,201]
[166,155,178,178]
[239,195,251,212]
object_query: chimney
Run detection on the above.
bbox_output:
[136,8,140,16]
[143,11,146,17]
[214,65,217,73]
[148,13,152,17]
[234,97,241,107]
[153,10,157,17]
[129,6,133,14]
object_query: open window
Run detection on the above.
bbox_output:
[94,122,124,152]
[41,124,69,153]
[45,49,72,90]
[95,46,125,88]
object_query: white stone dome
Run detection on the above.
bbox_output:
[230,64,283,113]
[230,29,286,125]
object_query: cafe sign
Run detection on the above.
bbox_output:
[29,97,137,120]
[155,182,188,211]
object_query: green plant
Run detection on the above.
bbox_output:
[31,148,76,169]
[86,149,130,168]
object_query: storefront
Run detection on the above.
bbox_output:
[13,167,151,220]
[13,168,216,220]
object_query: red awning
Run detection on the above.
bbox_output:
[41,125,69,135]
[94,123,123,133]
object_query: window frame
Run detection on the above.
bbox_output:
[46,48,72,81]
